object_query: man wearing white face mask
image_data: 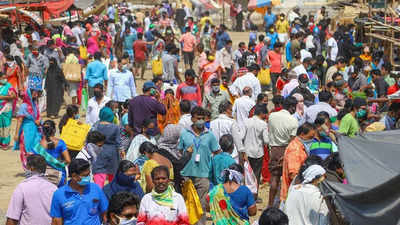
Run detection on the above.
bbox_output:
[107,58,137,112]
[106,192,139,225]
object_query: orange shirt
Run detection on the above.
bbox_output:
[280,137,308,201]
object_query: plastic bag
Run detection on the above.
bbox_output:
[80,45,88,60]
[257,68,271,85]
[152,58,163,76]
[60,119,91,151]
[81,88,88,112]
[182,179,204,225]
[244,161,258,194]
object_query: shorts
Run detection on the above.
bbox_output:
[183,51,194,65]
[134,60,146,68]
[68,81,79,97]
[268,146,287,177]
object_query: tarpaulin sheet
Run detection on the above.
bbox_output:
[320,130,400,225]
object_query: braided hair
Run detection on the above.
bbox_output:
[43,120,56,149]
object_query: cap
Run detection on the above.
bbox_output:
[298,73,309,83]
[143,81,157,91]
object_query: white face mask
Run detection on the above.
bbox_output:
[7,61,15,67]
[117,216,137,225]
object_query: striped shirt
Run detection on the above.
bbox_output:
[309,137,333,160]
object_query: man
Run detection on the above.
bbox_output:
[137,166,189,224]
[86,83,111,125]
[133,33,148,80]
[309,112,335,160]
[325,57,346,84]
[216,24,231,51]
[178,100,192,128]
[107,192,139,225]
[85,52,108,98]
[162,44,181,83]
[348,68,368,92]
[203,78,230,119]
[210,100,242,161]
[268,96,298,207]
[233,42,246,71]
[280,122,315,202]
[183,4,192,20]
[216,40,234,81]
[128,81,166,136]
[267,42,283,95]
[199,11,213,29]
[6,155,57,225]
[276,13,290,43]
[282,70,299,98]
[178,107,219,225]
[382,62,395,87]
[233,86,256,128]
[326,33,338,67]
[315,6,327,24]
[290,74,315,107]
[258,208,289,225]
[176,69,202,107]
[242,42,257,67]
[43,40,64,68]
[107,58,136,108]
[293,57,312,77]
[372,69,389,98]
[230,64,261,102]
[50,159,108,225]
[180,27,197,69]
[122,25,137,61]
[264,7,276,32]
[288,7,300,24]
[304,91,337,123]
[26,45,49,90]
[380,102,400,130]
[241,104,269,198]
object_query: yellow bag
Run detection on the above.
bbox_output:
[80,45,88,60]
[182,179,204,225]
[60,119,91,151]
[257,68,271,85]
[152,58,163,76]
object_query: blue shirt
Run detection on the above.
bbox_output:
[85,60,108,88]
[50,182,108,225]
[264,13,276,28]
[123,33,137,50]
[216,32,231,50]
[227,185,255,221]
[178,128,219,178]
[286,41,292,62]
[107,69,136,102]
[107,6,115,20]
[46,139,67,159]
[267,32,278,49]
[145,30,154,50]
[209,152,236,185]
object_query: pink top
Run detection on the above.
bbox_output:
[63,25,73,36]
[268,50,282,73]
[7,175,57,225]
[87,36,99,55]
[180,33,196,52]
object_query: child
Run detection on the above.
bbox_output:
[120,100,133,153]
[209,134,236,186]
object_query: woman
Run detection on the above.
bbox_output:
[33,120,71,187]
[58,104,79,134]
[76,130,105,166]
[138,142,174,193]
[126,118,157,163]
[292,93,306,125]
[284,165,329,225]
[45,58,66,119]
[91,107,122,188]
[87,31,100,55]
[103,160,144,200]
[0,72,17,149]
[207,164,257,225]
[157,89,180,133]
[200,51,222,94]
[5,55,23,93]
[14,88,42,169]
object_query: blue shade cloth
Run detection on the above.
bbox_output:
[85,60,108,88]
[50,182,108,225]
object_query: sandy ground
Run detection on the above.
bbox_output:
[0,32,271,223]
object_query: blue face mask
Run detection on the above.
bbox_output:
[205,121,210,129]
[78,175,91,186]
[356,109,367,119]
[75,114,80,120]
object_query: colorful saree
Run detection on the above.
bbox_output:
[208,184,250,225]
[14,89,41,169]
[157,95,181,134]
[0,82,16,147]
[201,61,221,94]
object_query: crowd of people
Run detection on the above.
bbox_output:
[3,1,400,225]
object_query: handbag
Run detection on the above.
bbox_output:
[244,161,258,194]
[182,179,204,224]
[152,57,163,76]
[62,63,82,82]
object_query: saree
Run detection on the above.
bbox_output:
[14,89,41,169]
[208,184,250,225]
[157,95,181,134]
[201,61,221,94]
[0,82,16,147]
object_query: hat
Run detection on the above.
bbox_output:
[298,73,309,83]
[143,81,157,91]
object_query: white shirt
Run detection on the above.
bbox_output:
[232,95,255,128]
[229,72,261,102]
[300,49,312,62]
[327,37,338,61]
[178,114,192,128]
[144,17,151,32]
[282,79,299,98]
[184,6,192,19]
[284,184,329,225]
[293,64,308,76]
[32,31,40,42]
[268,109,298,147]
[72,26,84,46]
[242,116,269,158]
[216,47,233,69]
[305,35,315,50]
[304,102,338,123]
[85,96,111,125]
[19,35,29,48]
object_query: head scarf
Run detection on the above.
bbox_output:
[22,89,40,120]
[292,93,305,115]
[302,165,326,184]
[221,169,244,184]
[99,107,114,123]
[55,38,68,48]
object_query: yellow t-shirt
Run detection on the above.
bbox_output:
[199,16,213,29]
[140,159,174,191]
[276,19,289,34]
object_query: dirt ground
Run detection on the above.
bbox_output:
[0,32,271,222]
